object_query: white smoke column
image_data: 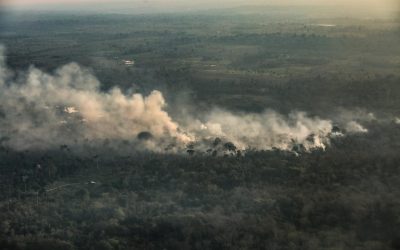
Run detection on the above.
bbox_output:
[192,109,334,151]
[0,45,370,153]
[0,48,192,151]
[345,121,368,133]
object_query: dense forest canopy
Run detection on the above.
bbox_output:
[0,4,400,250]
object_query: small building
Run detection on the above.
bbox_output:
[123,60,135,66]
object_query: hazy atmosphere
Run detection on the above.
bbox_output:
[0,0,400,249]
[1,0,399,17]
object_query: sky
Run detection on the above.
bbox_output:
[0,0,398,17]
[1,0,397,6]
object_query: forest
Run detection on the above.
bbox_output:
[0,5,400,250]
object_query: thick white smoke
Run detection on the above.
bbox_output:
[0,46,367,153]
[187,109,334,151]
[0,46,192,151]
[345,121,368,134]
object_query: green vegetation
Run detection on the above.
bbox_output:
[1,125,400,249]
[0,7,400,250]
[1,10,399,115]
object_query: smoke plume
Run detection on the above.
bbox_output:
[0,46,367,153]
[186,109,334,152]
[0,46,192,151]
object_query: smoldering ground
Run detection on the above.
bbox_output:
[0,45,369,154]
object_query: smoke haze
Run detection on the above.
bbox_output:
[0,45,368,153]
[1,0,397,18]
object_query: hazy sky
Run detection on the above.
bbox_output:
[1,0,398,16]
[2,0,397,6]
